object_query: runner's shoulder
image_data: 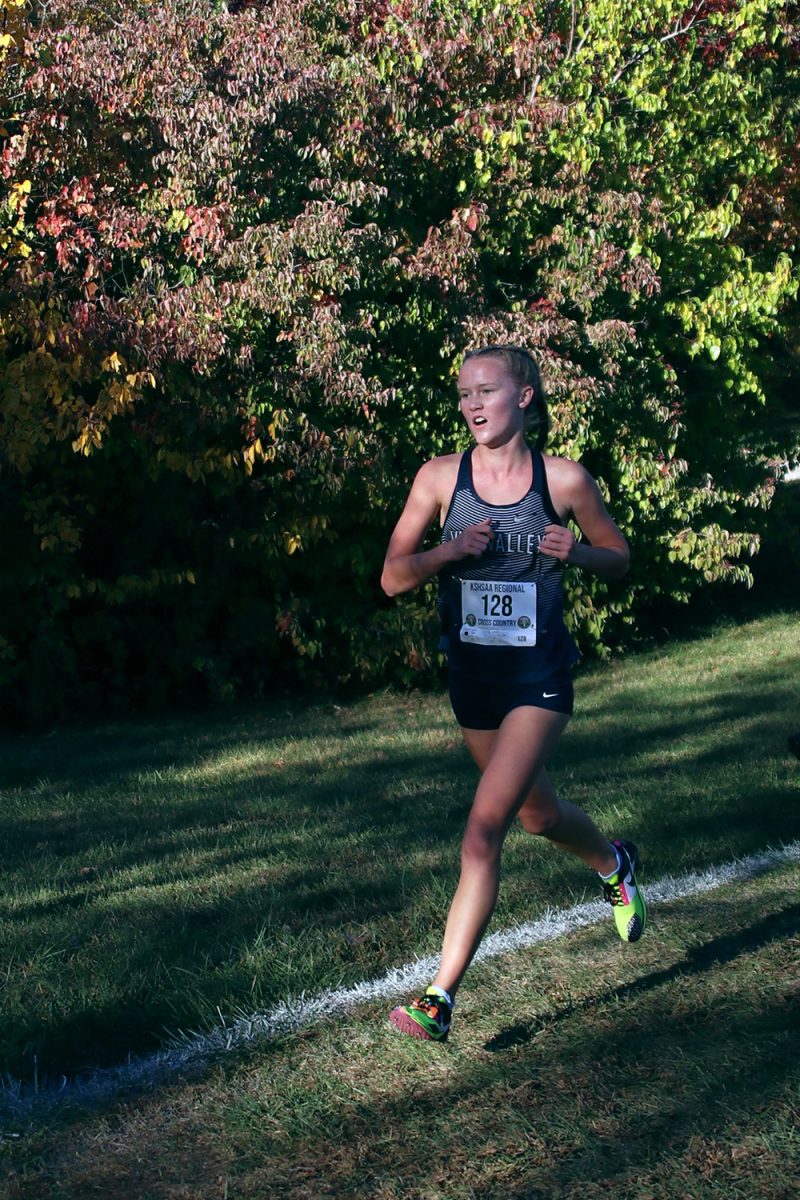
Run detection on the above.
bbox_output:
[541,453,600,518]
[541,453,594,501]
[414,453,462,501]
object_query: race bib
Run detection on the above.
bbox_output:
[459,579,537,647]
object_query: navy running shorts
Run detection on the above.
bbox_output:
[448,671,574,730]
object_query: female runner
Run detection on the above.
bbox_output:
[381,345,646,1042]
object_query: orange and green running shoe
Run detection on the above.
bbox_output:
[603,839,647,943]
[389,986,452,1042]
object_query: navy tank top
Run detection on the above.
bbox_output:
[438,447,579,683]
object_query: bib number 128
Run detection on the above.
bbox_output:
[458,579,537,647]
[482,593,513,617]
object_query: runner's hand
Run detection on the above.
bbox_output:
[453,519,494,559]
[539,524,576,562]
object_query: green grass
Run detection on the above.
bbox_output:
[3,862,798,1198]
[0,609,799,1197]
[1,611,798,1087]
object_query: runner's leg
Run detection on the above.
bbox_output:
[462,730,617,875]
[518,767,617,874]
[431,706,568,999]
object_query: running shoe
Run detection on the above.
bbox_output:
[602,839,647,943]
[389,986,452,1042]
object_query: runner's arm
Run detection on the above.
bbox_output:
[540,462,630,580]
[381,462,493,596]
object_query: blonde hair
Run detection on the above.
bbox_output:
[462,345,549,449]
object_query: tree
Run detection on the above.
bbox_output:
[1,0,797,720]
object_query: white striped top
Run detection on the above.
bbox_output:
[438,447,579,682]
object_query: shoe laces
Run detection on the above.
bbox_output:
[603,843,635,907]
[412,993,448,1019]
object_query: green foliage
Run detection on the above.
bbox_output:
[0,0,798,719]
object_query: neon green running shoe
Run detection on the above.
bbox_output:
[603,839,647,943]
[389,986,452,1042]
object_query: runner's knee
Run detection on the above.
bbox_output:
[461,813,506,863]
[518,801,559,836]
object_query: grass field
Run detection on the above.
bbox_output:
[1,610,799,1197]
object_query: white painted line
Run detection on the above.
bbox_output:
[3,840,799,1117]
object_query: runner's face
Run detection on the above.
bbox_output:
[458,357,531,446]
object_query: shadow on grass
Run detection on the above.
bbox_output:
[0,694,426,792]
[251,897,799,1200]
[43,890,794,1200]
[484,899,800,1052]
[0,730,473,1079]
[1,636,798,1082]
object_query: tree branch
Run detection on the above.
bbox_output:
[566,1,577,60]
[610,10,711,86]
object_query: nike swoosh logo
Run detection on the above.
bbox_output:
[543,692,559,699]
